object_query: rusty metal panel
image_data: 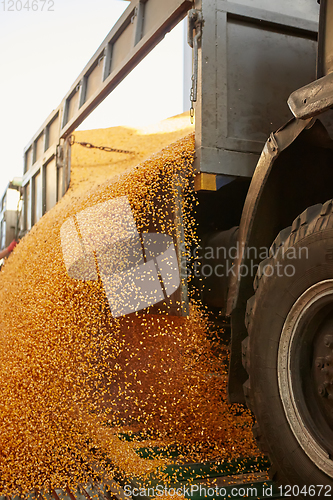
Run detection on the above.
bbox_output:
[45,158,57,213]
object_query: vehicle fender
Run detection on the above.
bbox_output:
[226,116,333,402]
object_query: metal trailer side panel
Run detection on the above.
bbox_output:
[20,0,192,234]
[21,0,322,232]
[194,0,321,179]
[3,211,19,247]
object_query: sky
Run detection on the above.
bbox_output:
[0,0,190,196]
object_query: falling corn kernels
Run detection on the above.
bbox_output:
[0,114,258,495]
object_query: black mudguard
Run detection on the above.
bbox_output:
[226,117,333,403]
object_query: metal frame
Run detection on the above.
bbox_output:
[21,0,320,233]
[21,0,192,232]
[0,181,22,249]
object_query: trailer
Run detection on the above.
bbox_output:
[19,0,333,492]
[0,179,22,252]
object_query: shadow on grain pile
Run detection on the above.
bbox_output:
[0,119,259,494]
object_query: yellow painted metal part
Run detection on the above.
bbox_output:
[194,172,217,192]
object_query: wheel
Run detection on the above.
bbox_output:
[243,200,333,494]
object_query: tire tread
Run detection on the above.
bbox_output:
[243,198,333,489]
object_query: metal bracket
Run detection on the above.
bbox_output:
[131,6,138,24]
[188,9,203,122]
[56,143,64,169]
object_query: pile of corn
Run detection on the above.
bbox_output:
[0,113,258,495]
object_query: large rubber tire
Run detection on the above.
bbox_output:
[243,200,333,495]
